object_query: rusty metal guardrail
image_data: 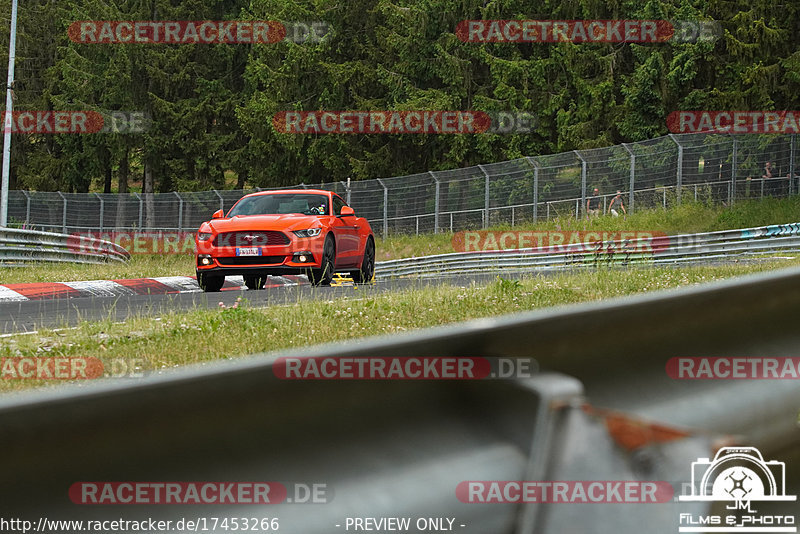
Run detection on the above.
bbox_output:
[0,264,799,532]
[376,222,800,278]
[0,227,130,265]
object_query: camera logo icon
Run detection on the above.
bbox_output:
[679,447,796,503]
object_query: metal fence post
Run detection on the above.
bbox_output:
[731,136,738,203]
[668,134,682,205]
[95,193,104,231]
[622,143,635,214]
[133,192,143,229]
[174,191,183,232]
[340,180,351,204]
[478,165,490,228]
[789,134,796,195]
[574,150,586,220]
[377,178,388,238]
[10,132,800,235]
[526,157,539,222]
[429,171,440,234]
[21,190,29,226]
[57,192,67,233]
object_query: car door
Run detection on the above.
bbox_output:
[329,195,360,266]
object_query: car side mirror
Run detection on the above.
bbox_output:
[212,209,225,219]
[340,206,355,217]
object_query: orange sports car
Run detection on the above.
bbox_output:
[195,189,375,291]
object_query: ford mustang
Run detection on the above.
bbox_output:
[195,189,375,291]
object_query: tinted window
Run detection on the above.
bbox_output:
[332,196,346,216]
[227,194,329,216]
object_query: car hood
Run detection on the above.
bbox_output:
[204,214,322,233]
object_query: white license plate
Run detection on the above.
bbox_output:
[236,247,262,257]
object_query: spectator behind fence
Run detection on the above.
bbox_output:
[762,161,778,197]
[586,188,601,218]
[608,190,627,217]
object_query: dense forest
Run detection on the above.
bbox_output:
[0,0,797,193]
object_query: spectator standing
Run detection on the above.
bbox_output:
[762,161,775,197]
[608,190,627,217]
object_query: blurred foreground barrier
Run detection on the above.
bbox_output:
[0,267,799,532]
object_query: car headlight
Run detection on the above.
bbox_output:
[293,228,322,238]
[197,232,213,241]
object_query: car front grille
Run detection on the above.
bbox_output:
[213,231,290,247]
[216,256,286,266]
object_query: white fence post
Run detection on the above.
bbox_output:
[478,165,490,228]
[669,134,683,205]
[526,157,539,222]
[574,150,586,220]
[57,191,67,233]
[377,178,388,238]
[430,171,440,234]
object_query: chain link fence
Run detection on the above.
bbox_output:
[5,133,797,236]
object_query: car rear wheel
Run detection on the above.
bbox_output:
[308,237,335,286]
[197,272,224,292]
[351,238,375,283]
[243,275,267,290]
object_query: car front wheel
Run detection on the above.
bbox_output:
[197,271,225,292]
[243,275,267,290]
[351,238,375,283]
[308,237,335,286]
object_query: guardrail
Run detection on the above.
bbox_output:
[376,222,800,278]
[1,265,799,532]
[0,227,130,265]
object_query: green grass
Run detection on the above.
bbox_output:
[2,257,799,394]
[0,254,194,285]
[3,196,800,285]
[375,196,800,260]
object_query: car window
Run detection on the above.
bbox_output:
[332,196,345,216]
[228,194,328,216]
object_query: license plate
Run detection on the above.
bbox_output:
[236,247,262,256]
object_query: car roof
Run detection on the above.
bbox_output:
[242,189,334,197]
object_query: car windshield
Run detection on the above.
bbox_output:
[227,194,329,217]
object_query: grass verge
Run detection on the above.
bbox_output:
[2,256,799,394]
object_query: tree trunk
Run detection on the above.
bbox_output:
[115,147,129,230]
[103,145,112,193]
[118,147,129,194]
[236,168,247,189]
[144,157,155,229]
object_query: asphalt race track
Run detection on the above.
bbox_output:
[0,255,787,335]
[0,273,514,334]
